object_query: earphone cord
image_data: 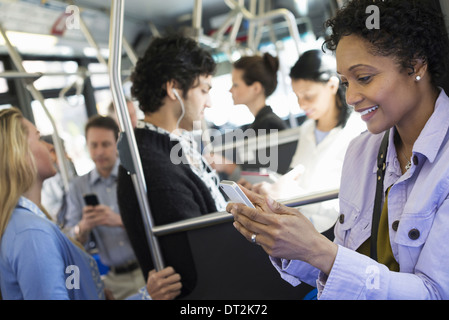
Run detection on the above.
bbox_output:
[173,89,185,134]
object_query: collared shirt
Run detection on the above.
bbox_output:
[138,121,227,212]
[271,89,449,299]
[64,160,137,268]
[0,197,105,300]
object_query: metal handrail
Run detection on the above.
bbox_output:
[0,70,132,79]
[152,189,339,237]
[223,0,302,55]
[108,0,164,271]
[208,125,303,153]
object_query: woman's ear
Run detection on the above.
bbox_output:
[252,81,264,95]
[327,76,340,94]
[411,58,428,82]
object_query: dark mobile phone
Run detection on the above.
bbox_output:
[83,193,99,206]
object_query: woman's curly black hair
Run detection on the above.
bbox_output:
[324,0,449,87]
[131,34,216,113]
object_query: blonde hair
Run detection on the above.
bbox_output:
[0,108,36,238]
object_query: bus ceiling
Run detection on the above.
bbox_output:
[0,0,339,59]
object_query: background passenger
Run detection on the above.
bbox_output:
[117,34,226,298]
[210,53,288,181]
[230,53,287,132]
[250,49,366,232]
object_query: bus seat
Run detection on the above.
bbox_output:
[179,221,314,300]
[241,139,298,174]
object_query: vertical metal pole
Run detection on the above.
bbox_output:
[247,0,258,52]
[0,23,71,192]
[192,0,203,41]
[108,0,165,271]
[229,0,244,47]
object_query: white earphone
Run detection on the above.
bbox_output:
[172,88,185,132]
[172,88,181,100]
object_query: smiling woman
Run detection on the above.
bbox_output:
[227,0,449,300]
[327,0,448,172]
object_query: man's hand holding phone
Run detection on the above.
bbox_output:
[82,204,123,229]
[76,194,124,243]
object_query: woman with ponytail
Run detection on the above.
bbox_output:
[230,52,288,132]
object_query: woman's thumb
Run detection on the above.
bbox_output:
[266,196,286,214]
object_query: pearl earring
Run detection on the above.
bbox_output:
[415,75,422,81]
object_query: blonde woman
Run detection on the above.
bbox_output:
[0,108,105,299]
[0,108,181,300]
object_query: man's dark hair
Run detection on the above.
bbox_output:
[85,115,120,141]
[131,34,216,113]
[324,0,449,88]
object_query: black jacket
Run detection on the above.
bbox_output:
[117,128,217,298]
[249,105,288,133]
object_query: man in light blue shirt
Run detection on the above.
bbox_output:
[64,115,146,299]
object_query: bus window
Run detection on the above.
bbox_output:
[94,88,113,116]
[207,73,254,128]
[31,95,93,176]
[88,62,109,88]
[22,60,79,91]
[0,61,8,94]
[88,63,114,117]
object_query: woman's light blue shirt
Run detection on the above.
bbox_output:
[0,197,105,300]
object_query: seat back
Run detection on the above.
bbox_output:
[180,221,315,300]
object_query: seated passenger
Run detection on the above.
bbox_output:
[117,34,227,298]
[250,50,366,232]
[208,53,288,180]
[0,108,181,300]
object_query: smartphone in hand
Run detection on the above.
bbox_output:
[219,180,255,208]
[83,193,99,206]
